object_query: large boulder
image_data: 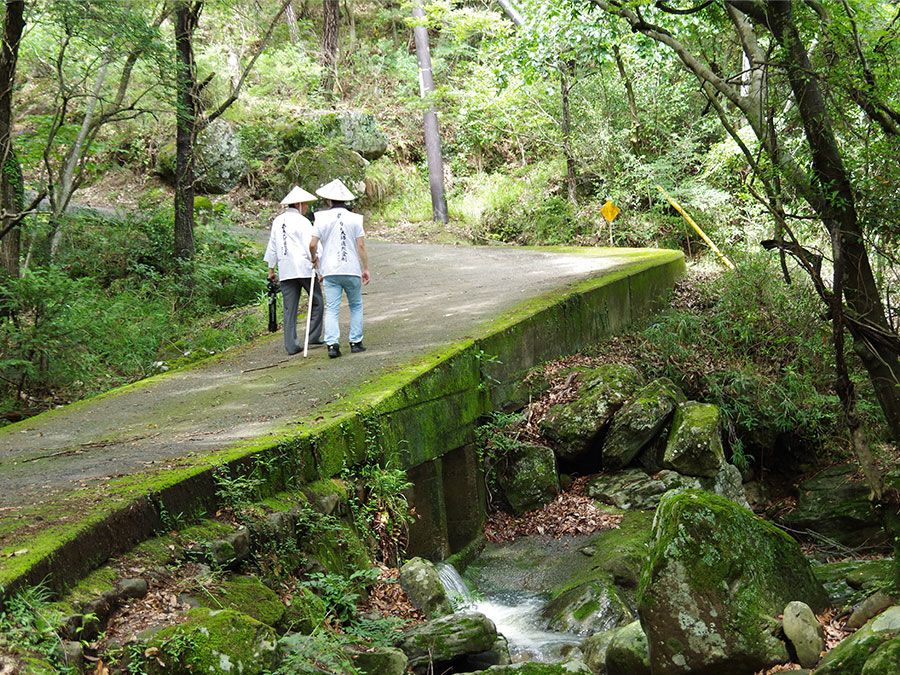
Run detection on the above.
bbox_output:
[399,557,453,619]
[140,608,278,675]
[601,378,685,471]
[638,490,829,674]
[497,442,560,515]
[156,119,249,194]
[661,402,725,478]
[779,464,883,548]
[283,144,367,199]
[399,611,499,673]
[815,605,900,674]
[539,365,646,463]
[606,620,651,675]
[339,111,389,160]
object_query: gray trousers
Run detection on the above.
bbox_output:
[280,277,323,354]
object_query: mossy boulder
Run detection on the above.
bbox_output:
[399,611,498,672]
[156,119,248,194]
[601,378,685,471]
[283,145,367,199]
[277,110,387,161]
[339,111,389,160]
[542,573,635,636]
[195,575,284,628]
[861,636,900,674]
[815,605,900,674]
[497,442,559,515]
[661,402,725,478]
[140,608,277,675]
[779,464,883,548]
[539,364,645,463]
[399,557,453,619]
[347,644,409,675]
[606,620,651,675]
[281,587,328,634]
[638,490,829,674]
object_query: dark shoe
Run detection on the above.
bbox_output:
[350,341,366,353]
[328,344,341,358]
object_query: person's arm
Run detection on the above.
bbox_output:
[264,225,278,280]
[357,237,370,285]
[309,236,320,268]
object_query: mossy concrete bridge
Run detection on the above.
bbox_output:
[0,242,684,600]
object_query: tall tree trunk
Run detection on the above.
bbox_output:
[322,0,339,96]
[559,60,577,203]
[0,0,26,278]
[174,2,201,303]
[285,1,300,43]
[612,44,639,136]
[412,1,448,223]
[48,58,111,260]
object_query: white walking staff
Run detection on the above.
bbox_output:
[302,272,317,357]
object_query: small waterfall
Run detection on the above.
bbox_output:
[436,562,582,663]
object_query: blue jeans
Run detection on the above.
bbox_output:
[322,275,363,345]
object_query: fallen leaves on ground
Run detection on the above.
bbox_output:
[484,482,622,542]
[356,565,426,624]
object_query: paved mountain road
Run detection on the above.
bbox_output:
[0,242,640,515]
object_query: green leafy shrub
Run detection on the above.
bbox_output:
[621,253,866,464]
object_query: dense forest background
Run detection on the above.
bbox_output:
[1,0,900,487]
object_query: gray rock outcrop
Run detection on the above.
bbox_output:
[339,111,389,160]
[399,557,453,619]
[638,490,829,674]
[585,465,748,512]
[539,364,645,462]
[156,118,249,194]
[601,378,685,471]
[543,575,635,636]
[782,601,824,668]
[661,402,725,477]
[497,442,559,515]
[399,611,499,673]
[779,463,883,548]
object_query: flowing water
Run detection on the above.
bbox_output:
[436,562,583,663]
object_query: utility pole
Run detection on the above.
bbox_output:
[412,0,448,223]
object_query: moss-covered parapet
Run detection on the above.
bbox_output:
[0,249,683,604]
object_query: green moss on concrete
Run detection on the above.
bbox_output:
[54,565,118,611]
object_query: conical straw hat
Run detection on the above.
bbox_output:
[315,179,355,201]
[280,185,317,204]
